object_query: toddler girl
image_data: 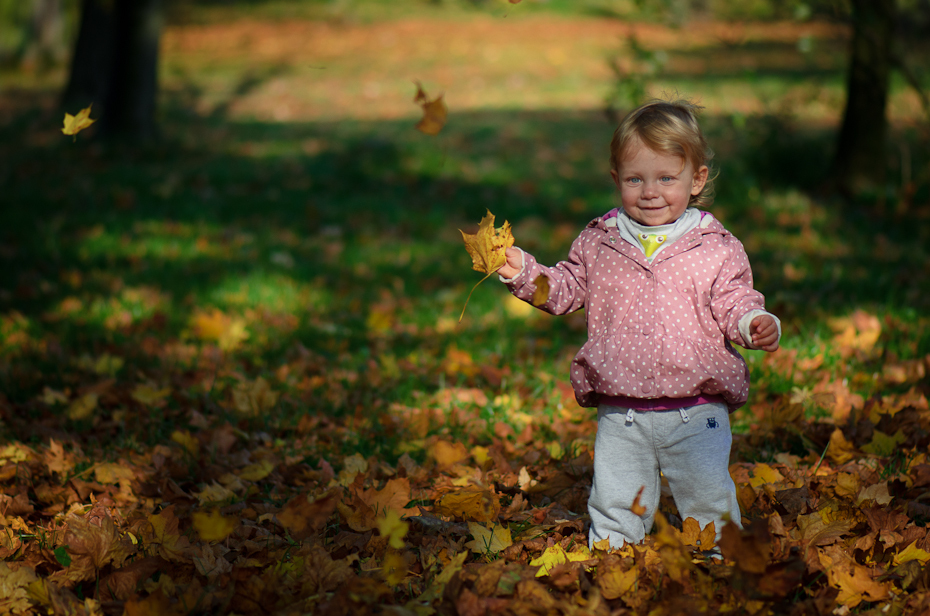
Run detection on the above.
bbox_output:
[496,99,780,549]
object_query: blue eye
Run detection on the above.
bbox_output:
[661,176,674,182]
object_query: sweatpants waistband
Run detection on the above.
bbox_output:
[598,393,726,411]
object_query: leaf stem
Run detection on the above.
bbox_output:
[459,271,494,323]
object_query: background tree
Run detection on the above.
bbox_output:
[830,0,898,197]
[61,0,165,141]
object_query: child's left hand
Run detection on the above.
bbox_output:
[750,315,780,352]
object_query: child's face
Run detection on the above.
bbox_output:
[611,139,708,226]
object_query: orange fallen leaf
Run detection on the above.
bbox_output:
[597,556,638,599]
[278,490,339,541]
[433,486,501,522]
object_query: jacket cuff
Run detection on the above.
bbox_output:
[738,310,781,350]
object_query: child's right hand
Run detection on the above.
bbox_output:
[497,247,523,280]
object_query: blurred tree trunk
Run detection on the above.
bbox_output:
[831,0,897,196]
[61,0,165,141]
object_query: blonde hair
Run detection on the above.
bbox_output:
[609,98,716,207]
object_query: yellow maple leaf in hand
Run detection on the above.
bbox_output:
[62,104,97,141]
[413,81,447,135]
[458,209,515,322]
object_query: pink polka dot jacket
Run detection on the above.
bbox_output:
[505,209,767,412]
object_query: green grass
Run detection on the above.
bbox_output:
[2,7,930,462]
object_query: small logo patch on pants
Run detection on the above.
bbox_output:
[706,417,718,429]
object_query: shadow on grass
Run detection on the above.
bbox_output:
[1,95,928,450]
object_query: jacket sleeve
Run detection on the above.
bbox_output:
[503,231,592,316]
[709,236,767,347]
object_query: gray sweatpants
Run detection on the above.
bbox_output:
[587,402,742,549]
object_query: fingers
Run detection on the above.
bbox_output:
[750,316,780,352]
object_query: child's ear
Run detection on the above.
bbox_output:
[610,168,621,190]
[691,165,709,195]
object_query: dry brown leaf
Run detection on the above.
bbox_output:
[434,487,501,522]
[818,545,891,607]
[51,504,134,585]
[718,520,771,574]
[278,490,339,540]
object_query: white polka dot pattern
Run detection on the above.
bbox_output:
[505,210,766,411]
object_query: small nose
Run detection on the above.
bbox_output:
[642,181,659,198]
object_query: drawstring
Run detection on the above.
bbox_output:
[623,408,689,423]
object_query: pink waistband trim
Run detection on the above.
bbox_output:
[598,393,726,411]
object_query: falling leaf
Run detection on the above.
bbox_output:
[630,485,647,516]
[62,104,97,140]
[413,81,447,135]
[531,275,550,307]
[377,509,409,549]
[465,522,512,554]
[458,209,515,321]
[191,509,238,542]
